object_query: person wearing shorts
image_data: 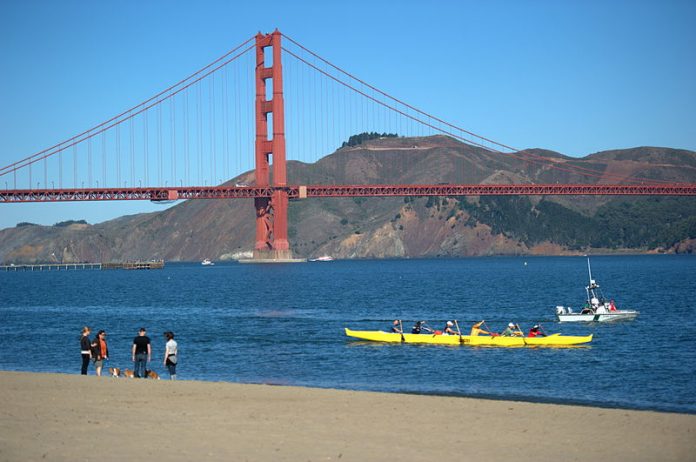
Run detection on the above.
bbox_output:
[163,331,178,380]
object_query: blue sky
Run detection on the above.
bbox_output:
[1,0,694,229]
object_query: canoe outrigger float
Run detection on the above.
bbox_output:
[344,328,592,347]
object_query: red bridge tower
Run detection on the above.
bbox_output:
[253,30,293,261]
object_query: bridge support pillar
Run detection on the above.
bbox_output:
[252,29,296,261]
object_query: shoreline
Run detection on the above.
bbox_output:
[1,371,694,461]
[394,389,696,415]
[4,253,694,266]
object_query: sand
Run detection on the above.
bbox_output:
[0,371,693,462]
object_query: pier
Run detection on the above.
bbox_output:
[1,260,164,271]
[102,260,165,270]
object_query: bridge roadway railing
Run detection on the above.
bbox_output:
[1,184,696,203]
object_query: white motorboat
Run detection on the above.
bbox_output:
[556,258,639,322]
[309,255,334,262]
[201,258,215,266]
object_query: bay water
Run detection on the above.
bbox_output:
[1,255,694,413]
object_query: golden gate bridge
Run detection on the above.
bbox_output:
[2,30,695,260]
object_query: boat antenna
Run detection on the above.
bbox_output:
[587,257,593,284]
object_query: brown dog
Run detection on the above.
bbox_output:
[108,367,121,377]
[122,368,135,378]
[145,369,161,380]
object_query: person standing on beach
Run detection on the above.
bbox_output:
[163,331,178,380]
[132,328,151,378]
[91,330,109,376]
[80,327,92,375]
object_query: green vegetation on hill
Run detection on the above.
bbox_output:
[341,132,398,148]
[592,197,696,248]
[53,220,88,227]
[453,196,696,250]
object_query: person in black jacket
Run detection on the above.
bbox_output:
[132,327,151,378]
[80,326,92,375]
[411,321,433,334]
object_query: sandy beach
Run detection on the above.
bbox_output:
[0,371,693,461]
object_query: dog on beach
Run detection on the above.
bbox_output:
[107,367,158,379]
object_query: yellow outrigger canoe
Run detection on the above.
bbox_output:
[344,328,592,347]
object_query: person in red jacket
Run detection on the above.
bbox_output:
[91,330,109,376]
[528,325,546,337]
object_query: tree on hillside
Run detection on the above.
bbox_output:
[341,132,398,148]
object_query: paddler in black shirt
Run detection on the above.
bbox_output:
[411,321,433,334]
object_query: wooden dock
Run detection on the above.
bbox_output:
[1,260,164,271]
[102,260,165,270]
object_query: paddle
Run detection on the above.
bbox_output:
[482,321,499,337]
[515,323,528,346]
[454,320,463,344]
[399,320,405,343]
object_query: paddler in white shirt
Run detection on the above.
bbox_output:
[443,321,458,335]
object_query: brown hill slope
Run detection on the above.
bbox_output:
[1,136,695,263]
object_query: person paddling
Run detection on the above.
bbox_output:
[412,321,433,334]
[470,321,492,336]
[443,321,458,335]
[501,322,522,337]
[528,324,546,337]
[390,320,403,334]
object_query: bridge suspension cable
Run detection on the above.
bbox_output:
[0,35,254,174]
[282,33,518,154]
[1,35,257,191]
[281,33,677,186]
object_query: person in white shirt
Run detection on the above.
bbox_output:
[163,331,178,380]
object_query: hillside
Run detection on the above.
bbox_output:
[1,136,695,263]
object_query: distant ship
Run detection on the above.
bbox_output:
[201,258,215,266]
[309,255,334,262]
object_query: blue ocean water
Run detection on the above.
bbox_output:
[1,255,694,413]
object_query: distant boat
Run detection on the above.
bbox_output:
[555,258,639,322]
[309,255,334,262]
[201,258,215,266]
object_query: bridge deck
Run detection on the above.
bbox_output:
[1,183,695,203]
